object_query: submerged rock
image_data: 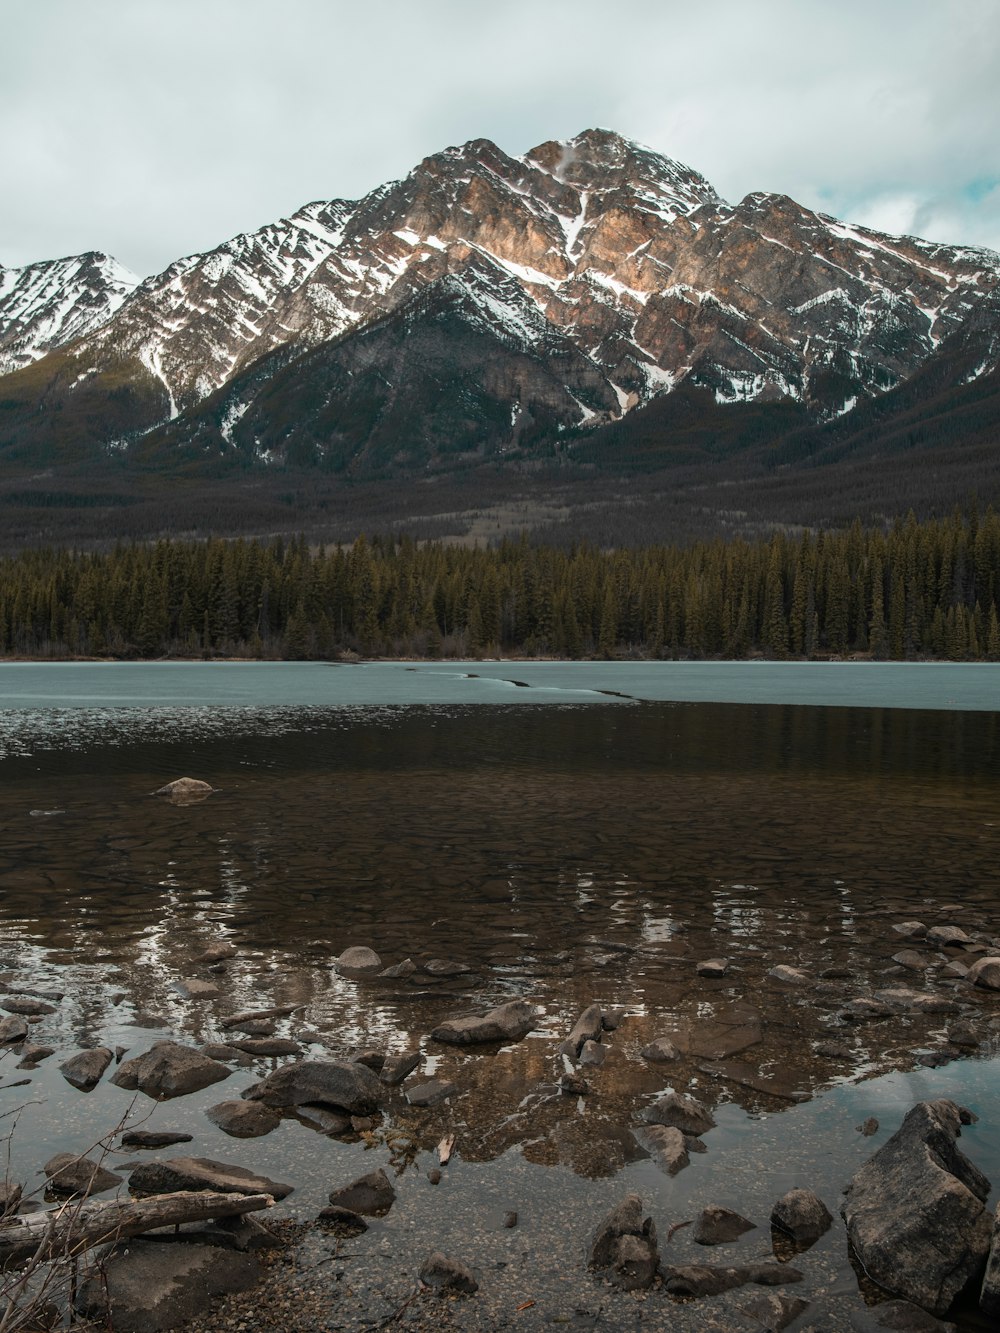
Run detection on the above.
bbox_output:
[694,1205,756,1245]
[405,1078,457,1107]
[842,1098,992,1316]
[663,1263,803,1298]
[643,1125,690,1175]
[111,1041,230,1099]
[128,1156,293,1200]
[431,999,538,1046]
[420,1251,478,1294]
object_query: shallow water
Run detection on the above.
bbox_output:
[0,663,998,1328]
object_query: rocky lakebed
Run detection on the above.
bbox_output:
[1,879,999,1332]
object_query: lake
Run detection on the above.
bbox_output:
[0,661,998,1330]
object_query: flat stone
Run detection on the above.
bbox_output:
[120,1131,194,1149]
[768,965,811,986]
[206,1100,281,1138]
[641,1037,679,1062]
[892,951,932,971]
[45,1152,123,1197]
[1,995,57,1016]
[663,1263,803,1298]
[380,1051,422,1085]
[420,1251,478,1294]
[243,1059,384,1114]
[842,1098,992,1316]
[128,1156,293,1200]
[874,988,959,1015]
[925,926,973,947]
[328,1168,395,1217]
[378,958,416,978]
[295,1104,353,1135]
[405,1078,458,1107]
[694,1205,756,1245]
[229,1038,301,1057]
[891,922,927,941]
[111,1041,230,1099]
[421,959,472,976]
[76,1239,258,1332]
[431,999,538,1046]
[59,1047,113,1091]
[172,979,222,1000]
[644,1091,716,1136]
[699,1060,810,1103]
[697,958,730,978]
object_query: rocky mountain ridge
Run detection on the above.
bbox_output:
[1,128,998,479]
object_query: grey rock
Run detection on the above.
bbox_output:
[295,1104,353,1135]
[172,978,222,1000]
[243,1059,384,1114]
[946,1022,979,1048]
[643,1125,690,1175]
[891,922,928,941]
[16,1042,54,1067]
[59,1046,113,1091]
[405,1078,457,1107]
[559,1072,589,1095]
[874,988,959,1015]
[739,1292,809,1330]
[966,956,1000,990]
[335,946,382,976]
[503,1211,518,1228]
[199,1043,252,1066]
[579,1039,606,1066]
[925,925,972,947]
[842,1098,992,1316]
[153,776,215,803]
[328,1168,395,1217]
[111,1041,230,1099]
[380,1051,422,1085]
[644,1091,716,1136]
[421,958,472,976]
[770,1189,833,1248]
[351,1050,385,1072]
[205,1099,281,1138]
[0,1181,22,1216]
[196,943,237,964]
[640,1037,679,1062]
[378,958,416,978]
[768,965,811,985]
[662,1263,803,1298]
[697,958,730,978]
[229,1038,301,1057]
[940,960,969,979]
[427,1168,442,1185]
[602,1006,628,1030]
[0,1016,28,1043]
[875,1300,958,1330]
[120,1131,194,1149]
[128,1156,293,1200]
[841,996,896,1021]
[982,1201,1000,1316]
[420,1251,478,1294]
[892,951,932,971]
[694,1205,756,1245]
[431,999,538,1046]
[814,1040,852,1059]
[589,1194,658,1291]
[564,1003,604,1057]
[44,1152,123,1197]
[1,995,57,1016]
[76,1239,258,1332]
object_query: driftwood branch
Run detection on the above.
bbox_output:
[0,1190,274,1264]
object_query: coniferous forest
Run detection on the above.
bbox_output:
[1,509,999,662]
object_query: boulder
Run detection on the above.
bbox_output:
[404,1079,457,1107]
[0,1016,28,1043]
[335,946,382,976]
[697,958,729,978]
[128,1156,293,1200]
[966,957,1000,990]
[640,1037,679,1063]
[563,1003,604,1057]
[842,1099,992,1316]
[662,1263,803,1298]
[982,1202,1000,1316]
[76,1239,258,1332]
[206,1100,281,1138]
[380,1051,422,1085]
[59,1047,113,1091]
[925,926,972,947]
[111,1042,230,1099]
[153,777,215,805]
[643,1125,690,1175]
[44,1153,122,1197]
[431,999,538,1046]
[770,1189,833,1248]
[242,1059,383,1114]
[694,1205,756,1245]
[644,1091,716,1136]
[579,1040,606,1066]
[328,1168,395,1217]
[589,1194,658,1291]
[419,1251,478,1294]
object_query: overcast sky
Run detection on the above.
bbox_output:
[3,0,998,276]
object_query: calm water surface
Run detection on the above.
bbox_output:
[1,662,998,1329]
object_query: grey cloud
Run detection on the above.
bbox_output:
[1,0,997,276]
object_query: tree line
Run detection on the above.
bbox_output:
[1,508,999,661]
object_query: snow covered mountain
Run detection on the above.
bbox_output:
[0,252,138,376]
[1,128,998,474]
